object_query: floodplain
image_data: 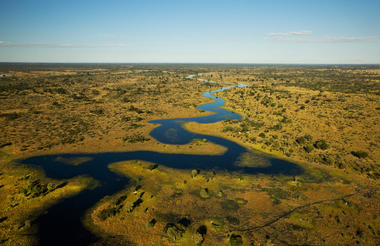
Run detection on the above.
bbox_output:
[0,64,379,245]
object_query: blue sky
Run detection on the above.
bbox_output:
[0,0,379,63]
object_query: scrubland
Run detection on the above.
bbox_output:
[0,64,379,245]
[201,66,380,178]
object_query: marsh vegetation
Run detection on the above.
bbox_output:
[0,64,379,245]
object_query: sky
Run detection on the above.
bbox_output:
[0,0,379,63]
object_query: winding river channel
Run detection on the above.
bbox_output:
[20,76,303,245]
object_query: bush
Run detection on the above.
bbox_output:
[97,207,119,221]
[260,96,272,106]
[296,135,312,144]
[222,126,235,132]
[128,105,144,114]
[23,180,48,198]
[304,145,314,153]
[47,183,56,191]
[314,140,329,150]
[0,113,21,121]
[265,187,290,200]
[121,116,131,122]
[113,195,127,206]
[351,151,368,158]
[163,223,184,241]
[270,124,282,130]
[240,123,249,132]
[280,117,292,124]
[122,96,132,103]
[296,136,306,145]
[199,188,210,199]
[304,134,313,141]
[148,218,157,228]
[320,154,333,165]
[245,119,264,128]
[230,234,243,246]
[56,87,67,94]
[123,134,149,143]
[90,108,104,115]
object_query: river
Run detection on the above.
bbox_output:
[20,76,303,245]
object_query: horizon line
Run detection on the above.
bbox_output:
[0,62,380,66]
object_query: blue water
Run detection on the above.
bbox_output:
[149,84,246,144]
[19,77,303,245]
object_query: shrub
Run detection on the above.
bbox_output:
[122,96,132,103]
[351,151,368,158]
[199,188,210,199]
[129,123,144,129]
[265,187,290,200]
[113,195,127,206]
[90,108,104,115]
[320,154,333,165]
[314,140,329,150]
[97,207,119,221]
[270,124,282,130]
[148,164,159,171]
[296,136,306,145]
[55,87,67,94]
[304,145,314,153]
[0,113,20,121]
[121,116,131,122]
[304,134,313,141]
[245,119,264,129]
[123,134,149,143]
[260,96,272,106]
[128,105,144,114]
[296,135,313,145]
[163,223,184,241]
[280,117,292,124]
[222,126,235,132]
[47,183,56,191]
[148,218,157,228]
[23,180,48,198]
[240,123,249,132]
[230,234,243,246]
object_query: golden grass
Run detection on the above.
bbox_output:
[0,65,379,245]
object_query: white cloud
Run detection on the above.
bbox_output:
[0,41,128,48]
[268,30,312,36]
[268,32,290,37]
[289,30,312,35]
[265,36,380,43]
